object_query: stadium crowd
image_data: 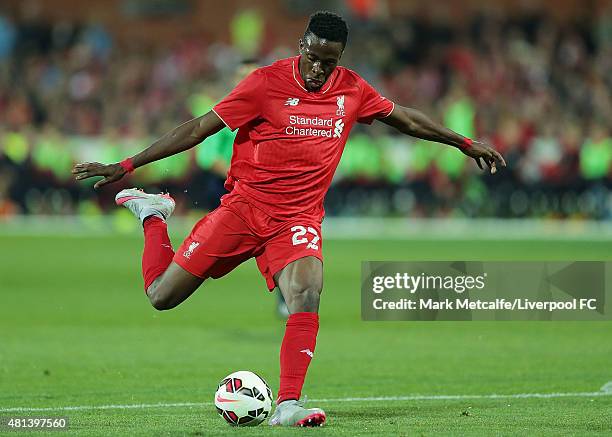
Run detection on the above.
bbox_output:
[0,3,611,219]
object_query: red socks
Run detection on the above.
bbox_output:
[142,217,174,291]
[277,312,319,403]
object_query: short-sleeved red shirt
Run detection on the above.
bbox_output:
[213,56,394,221]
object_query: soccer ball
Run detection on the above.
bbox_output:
[214,371,273,426]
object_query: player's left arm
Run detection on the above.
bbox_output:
[380,105,506,174]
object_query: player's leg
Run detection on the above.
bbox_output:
[274,256,323,313]
[255,217,326,427]
[115,189,204,309]
[117,189,260,311]
[139,215,206,310]
[269,256,326,427]
[145,262,204,310]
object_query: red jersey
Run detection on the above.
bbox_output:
[212,56,394,220]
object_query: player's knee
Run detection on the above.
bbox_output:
[151,297,171,311]
[147,287,175,311]
[286,283,322,313]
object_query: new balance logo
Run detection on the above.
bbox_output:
[300,349,314,358]
[285,97,300,106]
[183,241,199,259]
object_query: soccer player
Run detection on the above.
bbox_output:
[73,11,505,427]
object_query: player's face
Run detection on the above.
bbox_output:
[299,34,344,92]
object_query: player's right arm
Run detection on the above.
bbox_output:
[355,76,506,174]
[380,105,506,174]
[72,111,225,189]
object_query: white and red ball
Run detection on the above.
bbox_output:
[214,371,273,426]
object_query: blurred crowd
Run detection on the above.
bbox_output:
[0,3,611,219]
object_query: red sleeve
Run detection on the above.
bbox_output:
[356,79,395,125]
[213,69,266,131]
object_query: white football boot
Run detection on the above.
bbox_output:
[268,399,326,427]
[115,188,175,224]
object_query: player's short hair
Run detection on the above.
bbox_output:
[305,11,348,47]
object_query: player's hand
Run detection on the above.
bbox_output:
[462,140,506,174]
[72,162,127,189]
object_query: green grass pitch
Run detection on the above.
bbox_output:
[1,234,611,435]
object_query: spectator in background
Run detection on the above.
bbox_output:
[580,123,612,181]
[230,9,264,59]
[0,4,610,219]
[0,167,20,217]
[0,11,16,60]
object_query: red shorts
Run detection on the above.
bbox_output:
[174,192,323,290]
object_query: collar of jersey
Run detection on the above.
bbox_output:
[292,55,338,95]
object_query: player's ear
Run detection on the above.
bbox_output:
[298,38,305,54]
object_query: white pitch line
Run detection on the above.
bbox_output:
[0,402,205,413]
[1,391,610,413]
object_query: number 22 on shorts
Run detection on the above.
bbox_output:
[291,226,320,250]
